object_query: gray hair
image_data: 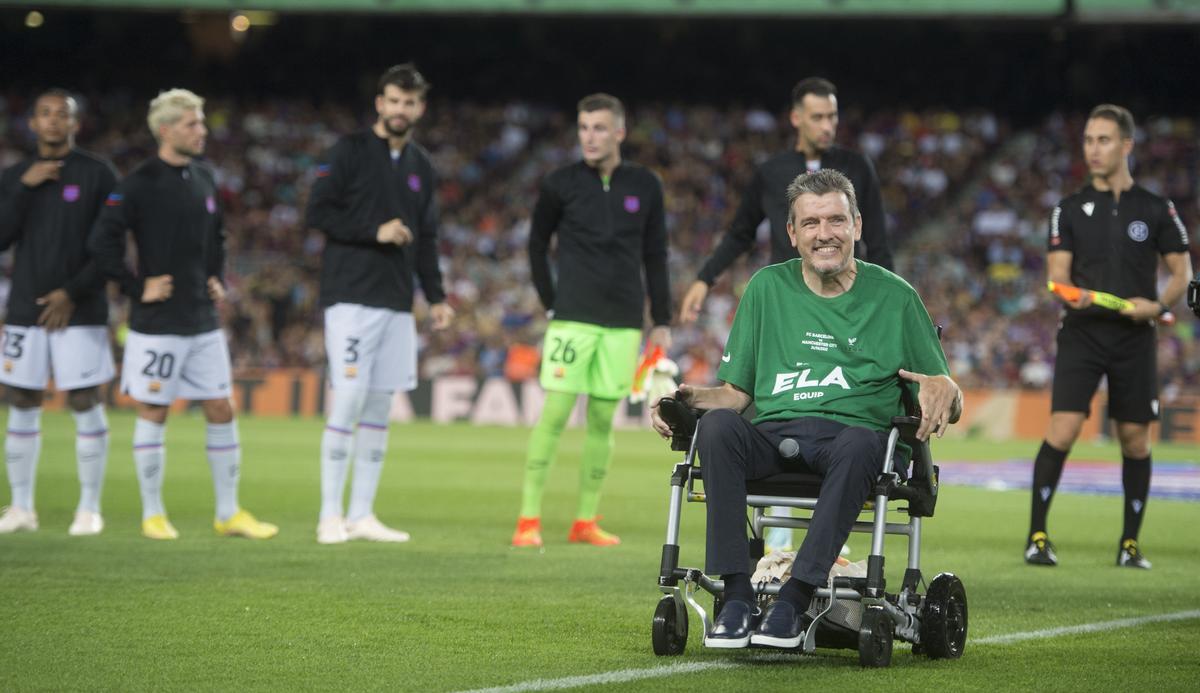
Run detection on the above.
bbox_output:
[786,169,859,228]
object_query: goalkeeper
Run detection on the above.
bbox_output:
[512,93,672,548]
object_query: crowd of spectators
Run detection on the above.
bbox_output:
[1,91,1196,395]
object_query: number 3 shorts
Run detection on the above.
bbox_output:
[538,320,641,400]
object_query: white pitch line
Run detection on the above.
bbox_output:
[973,608,1200,645]
[456,609,1200,693]
[454,660,740,693]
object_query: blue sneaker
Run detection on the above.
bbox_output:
[703,599,759,649]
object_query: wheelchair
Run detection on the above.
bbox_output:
[650,398,967,667]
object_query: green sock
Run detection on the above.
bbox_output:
[519,391,577,518]
[576,397,619,520]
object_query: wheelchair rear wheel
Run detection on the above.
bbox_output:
[652,596,688,656]
[921,573,968,659]
[857,606,893,667]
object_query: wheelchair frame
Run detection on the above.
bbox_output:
[651,412,968,667]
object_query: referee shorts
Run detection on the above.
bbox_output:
[1050,317,1158,423]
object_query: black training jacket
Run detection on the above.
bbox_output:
[306,131,446,311]
[529,160,671,329]
[0,148,117,327]
[88,157,225,335]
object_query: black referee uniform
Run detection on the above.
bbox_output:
[305,131,446,310]
[697,145,893,285]
[0,149,118,329]
[88,158,226,336]
[529,160,672,328]
[1048,183,1191,422]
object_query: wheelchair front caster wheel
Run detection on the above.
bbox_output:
[652,596,688,656]
[858,606,893,667]
[921,572,968,659]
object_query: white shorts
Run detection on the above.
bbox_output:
[324,303,417,393]
[120,329,233,405]
[0,325,115,391]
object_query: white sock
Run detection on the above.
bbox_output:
[72,405,109,514]
[347,392,392,522]
[133,417,166,520]
[206,421,240,523]
[320,388,367,521]
[5,407,43,511]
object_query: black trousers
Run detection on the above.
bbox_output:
[696,409,887,586]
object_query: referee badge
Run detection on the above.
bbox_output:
[1127,220,1149,242]
[624,195,640,213]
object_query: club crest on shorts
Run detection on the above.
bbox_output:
[554,366,565,378]
[407,174,422,192]
[1127,220,1149,242]
[623,195,640,213]
[345,365,358,379]
[62,184,81,202]
[148,381,162,393]
[3,360,12,373]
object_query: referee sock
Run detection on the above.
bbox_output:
[133,417,167,520]
[1121,454,1151,542]
[206,421,240,523]
[518,390,576,518]
[5,407,43,511]
[576,396,619,520]
[72,405,109,514]
[346,392,392,523]
[1029,440,1068,536]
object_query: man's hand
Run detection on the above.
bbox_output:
[430,302,455,330]
[1121,297,1162,323]
[377,218,414,246]
[647,325,671,351]
[651,383,693,439]
[35,289,74,331]
[898,369,962,442]
[207,276,226,302]
[20,160,63,188]
[142,275,173,303]
[679,280,709,323]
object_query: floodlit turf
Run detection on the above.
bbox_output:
[1,411,1198,691]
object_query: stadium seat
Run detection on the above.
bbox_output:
[650,398,968,667]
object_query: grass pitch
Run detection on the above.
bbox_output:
[2,412,1198,691]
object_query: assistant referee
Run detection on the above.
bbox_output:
[1025,104,1192,570]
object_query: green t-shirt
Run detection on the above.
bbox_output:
[717,259,949,430]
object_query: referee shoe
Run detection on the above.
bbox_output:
[1024,531,1058,566]
[1117,538,1152,570]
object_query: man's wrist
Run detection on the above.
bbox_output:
[1158,301,1170,315]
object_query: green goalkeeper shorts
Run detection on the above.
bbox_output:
[538,320,642,400]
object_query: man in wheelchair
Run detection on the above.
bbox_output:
[652,169,962,649]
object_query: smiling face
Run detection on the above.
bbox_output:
[376,84,426,138]
[577,108,624,169]
[787,190,862,281]
[1083,116,1132,180]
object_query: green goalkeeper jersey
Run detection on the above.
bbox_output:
[717,259,949,430]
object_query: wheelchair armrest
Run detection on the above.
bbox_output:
[658,397,700,452]
[890,415,938,516]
